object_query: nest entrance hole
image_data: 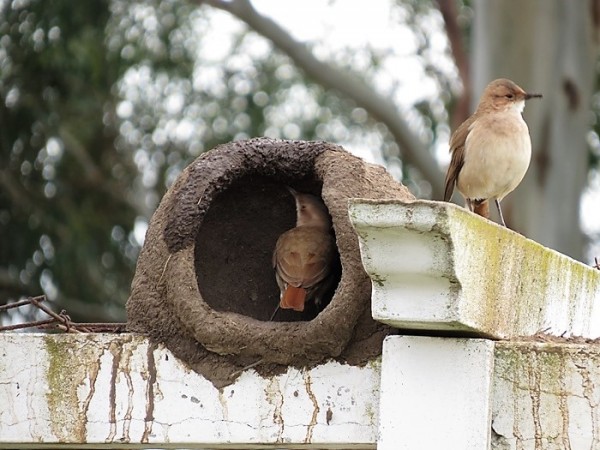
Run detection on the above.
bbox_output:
[195,175,341,322]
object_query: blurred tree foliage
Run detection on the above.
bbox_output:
[16,0,595,323]
[0,0,200,320]
[0,0,133,321]
[1,0,450,322]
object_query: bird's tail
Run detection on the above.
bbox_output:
[280,286,306,312]
[473,200,490,219]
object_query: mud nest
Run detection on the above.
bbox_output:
[127,138,414,387]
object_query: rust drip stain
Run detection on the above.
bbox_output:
[264,378,284,443]
[141,341,158,443]
[509,350,526,450]
[106,340,122,442]
[120,342,135,443]
[78,347,101,441]
[526,354,543,450]
[557,359,572,450]
[303,371,320,444]
[574,358,600,447]
[218,390,229,422]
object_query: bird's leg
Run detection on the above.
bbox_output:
[495,199,507,227]
[465,198,474,211]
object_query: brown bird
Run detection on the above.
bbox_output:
[443,78,542,226]
[273,188,335,312]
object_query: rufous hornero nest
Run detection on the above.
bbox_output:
[127,138,413,387]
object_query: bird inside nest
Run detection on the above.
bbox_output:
[271,187,336,320]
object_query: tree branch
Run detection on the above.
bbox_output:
[201,0,445,198]
[437,0,471,128]
[59,126,146,216]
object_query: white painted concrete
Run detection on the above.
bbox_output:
[349,199,600,339]
[5,200,600,448]
[4,334,600,448]
[0,333,379,448]
[378,335,495,450]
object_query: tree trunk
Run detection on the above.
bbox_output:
[472,0,599,260]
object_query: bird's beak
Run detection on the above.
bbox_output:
[286,186,298,197]
[524,92,543,100]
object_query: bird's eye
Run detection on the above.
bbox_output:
[506,93,514,99]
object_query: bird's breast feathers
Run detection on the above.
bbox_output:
[459,113,531,200]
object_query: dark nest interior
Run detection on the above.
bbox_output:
[196,175,342,323]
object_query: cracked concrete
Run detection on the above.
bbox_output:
[5,334,600,449]
[0,333,379,447]
[492,342,600,450]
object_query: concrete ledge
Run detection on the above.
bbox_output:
[349,199,600,339]
[0,333,379,448]
[377,335,600,450]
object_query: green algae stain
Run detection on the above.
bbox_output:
[447,205,600,338]
[44,335,87,442]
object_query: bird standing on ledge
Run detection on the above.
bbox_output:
[273,188,335,312]
[443,78,542,226]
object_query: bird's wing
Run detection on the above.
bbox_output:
[299,242,333,287]
[444,116,475,202]
[274,228,333,288]
[276,249,304,287]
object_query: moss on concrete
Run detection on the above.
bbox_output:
[444,203,600,339]
[45,335,87,442]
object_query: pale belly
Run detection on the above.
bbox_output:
[457,120,532,201]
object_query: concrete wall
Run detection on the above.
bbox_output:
[2,200,599,449]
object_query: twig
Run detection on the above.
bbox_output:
[0,294,127,333]
[269,305,280,321]
[230,358,264,378]
[0,318,57,331]
[29,297,79,333]
[36,322,127,333]
[0,295,47,312]
[157,254,173,286]
[594,257,600,270]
